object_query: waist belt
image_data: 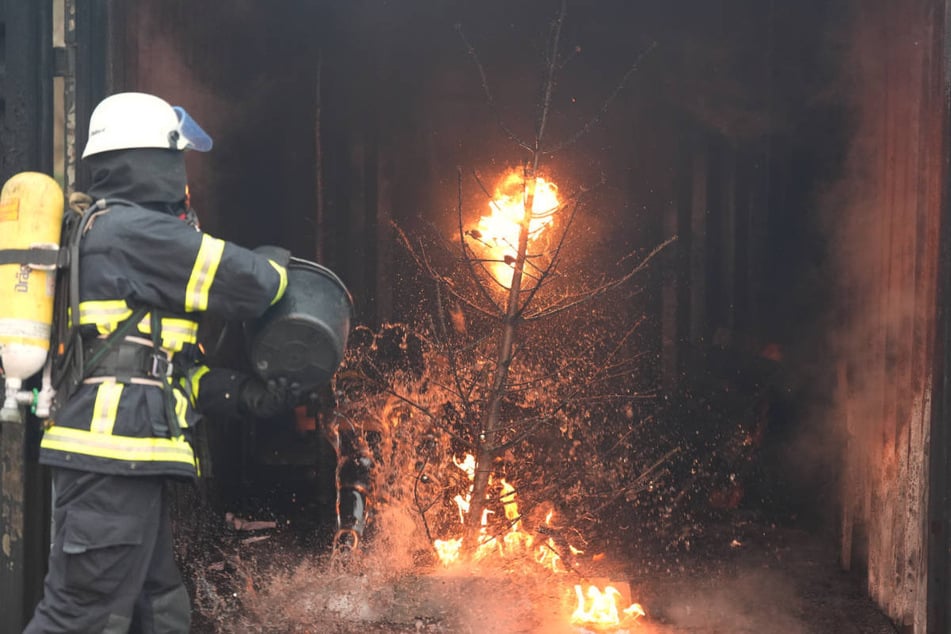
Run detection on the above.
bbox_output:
[83,336,172,383]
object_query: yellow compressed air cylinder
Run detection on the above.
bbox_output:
[0,172,64,383]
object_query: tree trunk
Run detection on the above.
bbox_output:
[463,170,537,551]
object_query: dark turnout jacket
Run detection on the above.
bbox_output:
[39,149,287,479]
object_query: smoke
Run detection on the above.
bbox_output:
[657,568,807,634]
[187,472,588,633]
[813,0,933,550]
[239,559,581,634]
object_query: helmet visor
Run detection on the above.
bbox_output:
[172,106,213,152]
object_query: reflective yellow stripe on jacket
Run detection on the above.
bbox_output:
[268,260,288,305]
[41,426,197,466]
[185,235,225,312]
[184,365,211,406]
[138,316,199,352]
[78,300,199,352]
[77,299,135,333]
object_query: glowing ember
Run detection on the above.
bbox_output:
[467,168,560,287]
[571,584,645,629]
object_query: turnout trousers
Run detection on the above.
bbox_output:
[24,468,191,634]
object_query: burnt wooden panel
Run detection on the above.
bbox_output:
[0,1,54,631]
[0,419,49,634]
[925,1,951,630]
[0,0,53,182]
[835,0,949,630]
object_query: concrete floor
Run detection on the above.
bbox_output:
[630,523,898,634]
[182,511,897,633]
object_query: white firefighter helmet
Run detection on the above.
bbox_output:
[82,92,213,159]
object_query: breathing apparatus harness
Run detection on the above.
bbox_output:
[50,195,183,437]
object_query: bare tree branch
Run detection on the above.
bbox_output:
[491,416,558,453]
[526,235,676,321]
[393,222,501,320]
[517,193,582,312]
[534,0,568,154]
[433,283,483,431]
[545,40,658,155]
[413,452,439,546]
[456,24,534,153]
[535,316,647,418]
[588,447,681,516]
[569,392,658,402]
[357,378,477,452]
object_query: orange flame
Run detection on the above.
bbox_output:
[430,455,647,627]
[467,169,560,287]
[571,584,645,629]
[433,454,571,573]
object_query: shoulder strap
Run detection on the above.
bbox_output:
[49,199,123,403]
[0,248,60,267]
[151,309,183,438]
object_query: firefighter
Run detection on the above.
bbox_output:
[25,92,299,634]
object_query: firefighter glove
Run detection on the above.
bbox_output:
[238,376,302,419]
[253,244,291,269]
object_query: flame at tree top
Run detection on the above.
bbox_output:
[467,168,560,288]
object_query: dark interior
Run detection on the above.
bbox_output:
[109,0,846,528]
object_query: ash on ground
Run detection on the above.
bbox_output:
[174,492,895,633]
[177,499,585,633]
